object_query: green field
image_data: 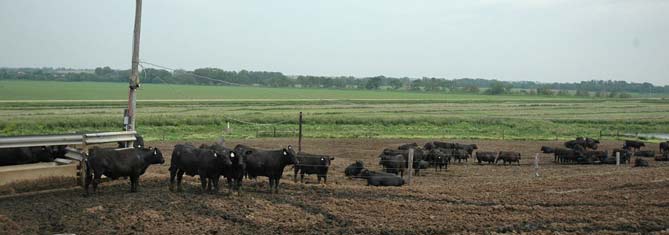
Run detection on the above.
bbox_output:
[1,80,668,141]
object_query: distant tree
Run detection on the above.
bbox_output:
[618,92,632,98]
[557,90,570,96]
[575,89,590,97]
[388,79,403,90]
[463,85,479,93]
[536,86,555,96]
[365,76,383,90]
[485,81,510,95]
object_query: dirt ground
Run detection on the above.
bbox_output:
[1,138,669,234]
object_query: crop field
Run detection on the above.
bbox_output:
[1,80,669,141]
[1,138,669,234]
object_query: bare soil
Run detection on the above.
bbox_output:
[1,138,669,234]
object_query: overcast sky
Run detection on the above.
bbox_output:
[1,0,668,85]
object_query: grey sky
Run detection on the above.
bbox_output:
[1,0,668,85]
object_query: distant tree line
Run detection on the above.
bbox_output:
[1,67,667,96]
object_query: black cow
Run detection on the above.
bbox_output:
[117,134,145,149]
[623,140,645,151]
[475,151,496,164]
[0,146,57,166]
[583,150,608,164]
[169,144,233,193]
[659,142,669,153]
[655,152,669,161]
[85,147,164,194]
[243,145,298,193]
[634,150,655,158]
[426,149,448,171]
[540,146,555,154]
[634,158,649,167]
[496,151,521,165]
[344,160,365,177]
[294,153,334,184]
[451,149,469,163]
[554,148,582,164]
[433,141,457,149]
[202,143,244,192]
[398,143,419,150]
[379,154,407,177]
[360,169,404,187]
[456,143,478,155]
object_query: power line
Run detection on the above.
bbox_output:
[139,60,246,87]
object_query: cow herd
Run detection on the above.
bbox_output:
[541,138,669,165]
[1,137,668,194]
[340,141,523,186]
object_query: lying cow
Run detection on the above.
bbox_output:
[634,150,655,158]
[475,151,496,164]
[243,145,298,193]
[496,151,521,165]
[655,152,669,161]
[85,147,164,195]
[344,160,365,177]
[360,169,404,187]
[294,153,334,184]
[0,146,58,166]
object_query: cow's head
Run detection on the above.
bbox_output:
[151,148,165,164]
[282,145,298,165]
[214,149,233,166]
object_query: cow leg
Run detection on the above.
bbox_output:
[130,175,139,193]
[293,168,299,183]
[169,168,177,192]
[176,170,185,192]
[200,176,208,193]
[212,176,220,194]
[268,178,274,193]
[84,169,93,195]
[323,175,327,184]
[227,177,233,192]
[300,172,305,183]
[92,173,102,193]
[274,177,280,194]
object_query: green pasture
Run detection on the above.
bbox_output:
[1,80,668,142]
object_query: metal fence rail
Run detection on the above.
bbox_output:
[0,131,138,187]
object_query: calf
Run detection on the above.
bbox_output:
[243,145,298,193]
[475,151,496,164]
[360,169,404,187]
[496,151,521,165]
[344,160,365,177]
[294,153,334,184]
[634,150,655,158]
[85,147,164,194]
[169,144,233,193]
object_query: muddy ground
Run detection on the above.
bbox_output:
[1,138,669,234]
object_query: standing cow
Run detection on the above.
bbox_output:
[659,142,669,153]
[475,151,497,164]
[623,140,645,151]
[496,151,521,165]
[169,144,233,193]
[294,153,334,184]
[243,145,298,193]
[202,143,244,193]
[85,147,164,195]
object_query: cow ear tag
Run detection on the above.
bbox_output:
[230,152,235,158]
[153,149,157,155]
[214,153,218,158]
[283,150,288,156]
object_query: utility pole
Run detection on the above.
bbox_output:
[126,0,142,131]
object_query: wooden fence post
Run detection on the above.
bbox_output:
[273,126,276,137]
[534,153,540,177]
[407,149,414,186]
[298,112,303,153]
[616,152,620,166]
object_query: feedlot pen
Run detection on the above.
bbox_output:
[1,138,668,234]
